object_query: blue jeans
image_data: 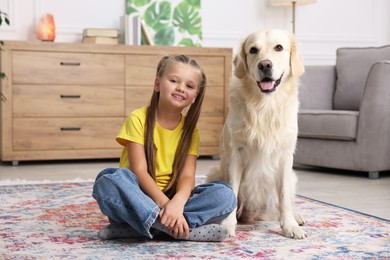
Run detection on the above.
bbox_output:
[92,168,236,238]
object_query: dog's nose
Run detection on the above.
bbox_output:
[258,60,273,73]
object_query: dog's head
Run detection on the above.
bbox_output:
[234,29,304,94]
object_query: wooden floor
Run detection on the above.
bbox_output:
[0,157,389,220]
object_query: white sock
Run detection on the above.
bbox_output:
[152,221,228,242]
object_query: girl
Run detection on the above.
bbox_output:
[92,55,236,242]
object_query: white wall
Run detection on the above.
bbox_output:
[1,0,389,65]
[201,0,390,65]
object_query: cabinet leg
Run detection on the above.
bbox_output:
[368,171,379,179]
[12,160,19,166]
[211,155,220,160]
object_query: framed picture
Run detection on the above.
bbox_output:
[125,0,202,47]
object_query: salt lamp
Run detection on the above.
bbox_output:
[36,13,56,41]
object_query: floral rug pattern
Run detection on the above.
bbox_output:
[0,181,389,259]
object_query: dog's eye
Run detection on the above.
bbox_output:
[249,47,259,54]
[274,45,283,52]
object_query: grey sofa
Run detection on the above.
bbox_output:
[294,45,390,179]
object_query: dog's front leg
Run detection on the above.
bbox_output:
[278,155,307,239]
[220,148,243,237]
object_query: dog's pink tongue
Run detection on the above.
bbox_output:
[259,81,275,91]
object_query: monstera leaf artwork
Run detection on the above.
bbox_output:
[126,0,202,46]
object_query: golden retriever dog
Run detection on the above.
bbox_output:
[207,29,306,239]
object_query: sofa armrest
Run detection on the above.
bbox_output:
[355,61,390,169]
[299,65,336,110]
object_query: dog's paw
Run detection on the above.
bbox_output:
[221,216,237,237]
[282,225,307,239]
[294,213,306,226]
[225,225,237,237]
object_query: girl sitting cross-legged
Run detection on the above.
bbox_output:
[92,54,236,242]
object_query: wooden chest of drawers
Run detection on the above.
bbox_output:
[0,41,232,164]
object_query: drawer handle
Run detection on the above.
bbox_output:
[60,127,81,131]
[60,95,81,99]
[60,62,81,66]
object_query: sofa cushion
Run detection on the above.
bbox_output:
[298,110,359,140]
[334,45,390,110]
[299,65,336,110]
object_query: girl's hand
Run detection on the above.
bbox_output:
[172,215,190,239]
[159,199,189,239]
[158,155,197,239]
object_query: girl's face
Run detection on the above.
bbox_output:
[155,62,201,111]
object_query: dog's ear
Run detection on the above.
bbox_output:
[289,34,305,77]
[233,39,248,79]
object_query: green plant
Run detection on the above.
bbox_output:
[0,10,10,102]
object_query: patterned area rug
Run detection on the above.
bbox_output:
[0,180,389,259]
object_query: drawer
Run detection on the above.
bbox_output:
[201,86,225,116]
[13,51,124,85]
[13,85,124,117]
[125,55,158,85]
[125,86,224,117]
[198,116,223,146]
[125,86,153,115]
[13,118,124,151]
[194,56,226,86]
[125,55,226,86]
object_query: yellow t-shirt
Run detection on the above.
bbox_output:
[116,107,199,190]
